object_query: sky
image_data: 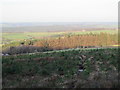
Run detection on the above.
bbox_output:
[0,0,119,23]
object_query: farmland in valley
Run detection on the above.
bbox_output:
[2,22,119,88]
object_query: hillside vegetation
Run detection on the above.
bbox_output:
[2,48,119,88]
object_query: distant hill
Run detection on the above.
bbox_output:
[1,22,117,32]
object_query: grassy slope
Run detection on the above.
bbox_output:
[2,48,119,88]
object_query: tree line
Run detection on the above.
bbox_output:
[34,32,118,49]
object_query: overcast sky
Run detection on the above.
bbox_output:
[0,0,119,23]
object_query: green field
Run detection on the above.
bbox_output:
[73,30,117,35]
[2,30,117,41]
[2,32,66,40]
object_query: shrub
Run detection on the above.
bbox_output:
[2,46,53,55]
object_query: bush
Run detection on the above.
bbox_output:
[2,46,53,55]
